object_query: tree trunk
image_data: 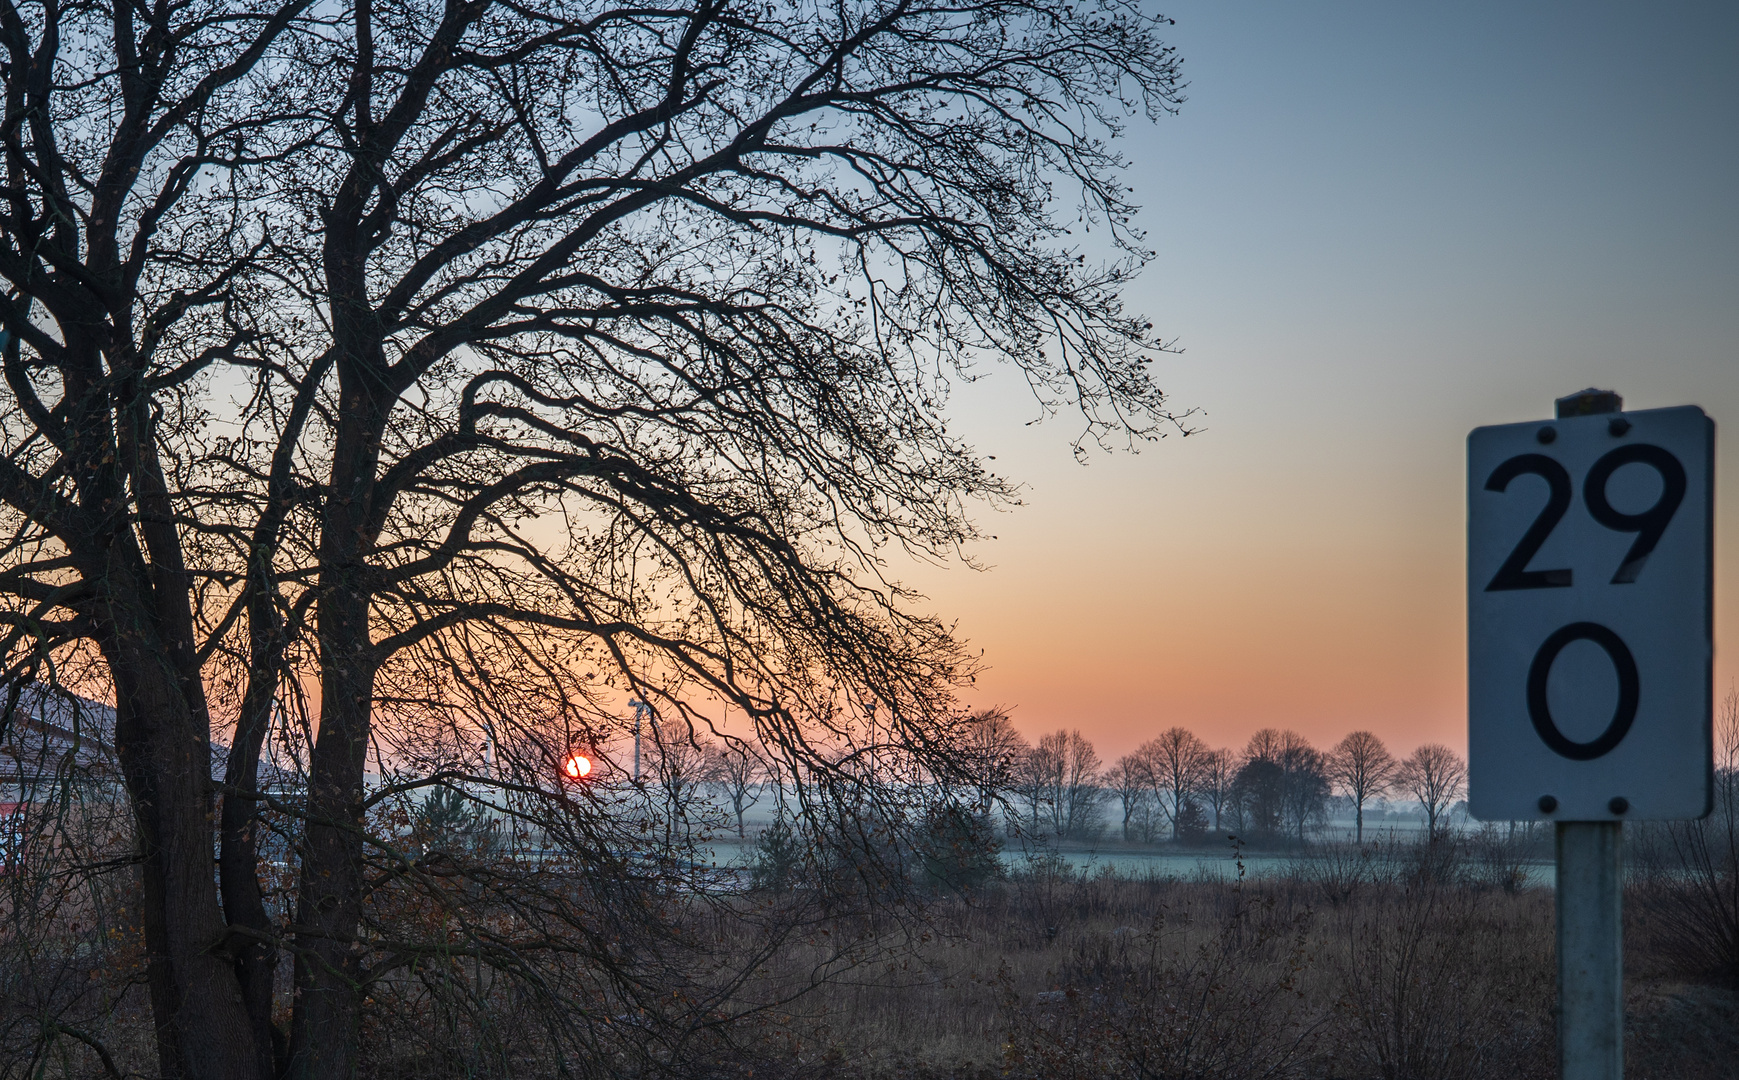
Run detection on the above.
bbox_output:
[220,588,289,1080]
[127,729,185,1080]
[103,607,261,1080]
[288,378,388,1080]
[286,653,374,1080]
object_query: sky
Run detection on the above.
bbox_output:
[903,2,1739,764]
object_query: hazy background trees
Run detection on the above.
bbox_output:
[989,720,1462,849]
[1142,727,1210,842]
[1108,753,1149,842]
[1021,730,1105,841]
[1221,730,1331,843]
[1398,745,1469,840]
[708,743,766,839]
[1330,731,1399,843]
[1277,732,1332,843]
[1200,748,1235,833]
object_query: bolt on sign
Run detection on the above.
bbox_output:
[1468,398,1714,821]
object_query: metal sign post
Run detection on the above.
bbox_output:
[1467,389,1714,1080]
[1556,820,1622,1079]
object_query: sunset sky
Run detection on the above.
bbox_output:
[905,2,1739,763]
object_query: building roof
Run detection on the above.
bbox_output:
[0,685,119,784]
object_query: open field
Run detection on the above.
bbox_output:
[702,829,1562,888]
[3,831,1734,1079]
[731,851,1739,1080]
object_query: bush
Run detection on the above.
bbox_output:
[1325,873,1553,1080]
[1631,784,1739,985]
[411,785,499,857]
[750,814,807,891]
[918,803,1003,896]
[1466,822,1537,894]
[1631,691,1739,986]
[1000,878,1322,1079]
[1174,797,1209,842]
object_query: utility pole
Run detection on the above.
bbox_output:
[630,699,652,781]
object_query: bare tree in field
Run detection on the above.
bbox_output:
[0,1,1187,1076]
[1231,730,1286,836]
[1399,744,1468,840]
[1032,729,1103,840]
[1276,731,1330,844]
[1199,747,1235,833]
[1014,737,1061,836]
[1141,727,1208,842]
[1060,730,1108,840]
[1037,731,1073,836]
[707,742,765,839]
[1109,752,1151,842]
[1230,729,1328,843]
[960,708,1028,817]
[1035,730,1073,838]
[1329,731,1398,844]
[650,721,714,833]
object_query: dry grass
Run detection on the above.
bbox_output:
[728,843,1736,1080]
[7,839,1738,1078]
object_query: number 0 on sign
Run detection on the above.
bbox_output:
[1467,405,1713,821]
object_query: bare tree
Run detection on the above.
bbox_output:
[1199,747,1235,834]
[1109,753,1151,842]
[0,1,1187,1077]
[1060,730,1106,841]
[1726,686,1739,782]
[1230,733,1284,837]
[1032,730,1073,838]
[1229,729,1327,843]
[1398,744,1468,840]
[0,6,321,1076]
[960,708,1028,818]
[707,742,765,839]
[1031,729,1103,840]
[1277,732,1331,844]
[1329,731,1397,844]
[651,721,714,833]
[1013,736,1060,837]
[1140,727,1209,843]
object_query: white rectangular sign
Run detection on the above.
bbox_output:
[1468,404,1713,821]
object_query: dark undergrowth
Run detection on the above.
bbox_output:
[5,834,1736,1078]
[722,835,1738,1080]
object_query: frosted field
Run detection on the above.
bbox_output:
[695,835,1558,888]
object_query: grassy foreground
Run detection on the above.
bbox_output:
[6,834,1735,1078]
[725,843,1738,1080]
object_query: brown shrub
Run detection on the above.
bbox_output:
[755,849,1563,1080]
[1322,864,1553,1080]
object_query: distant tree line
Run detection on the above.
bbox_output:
[953,712,1468,846]
[687,710,1469,849]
